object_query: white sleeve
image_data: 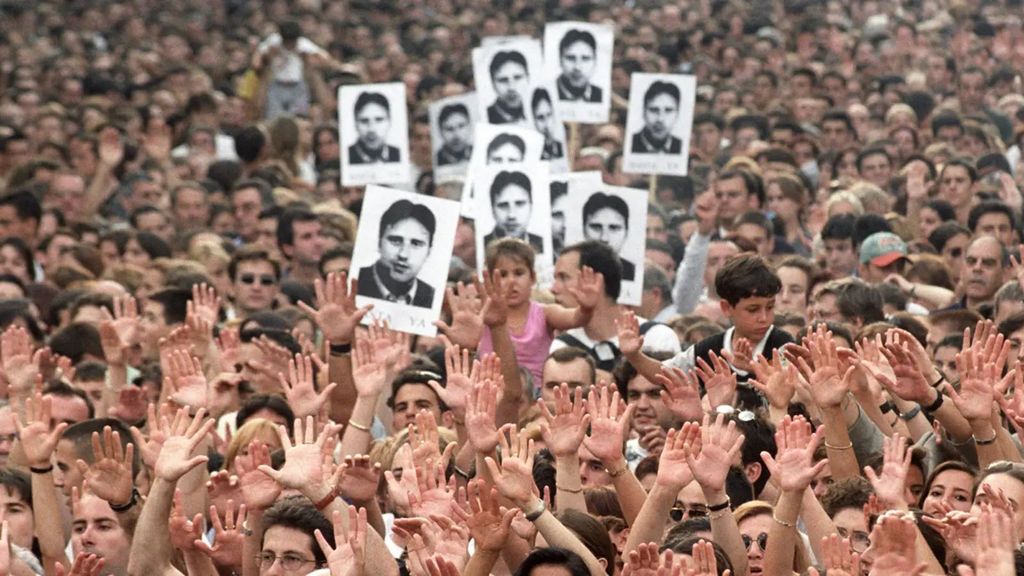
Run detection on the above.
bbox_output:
[674,231,710,314]
[663,345,695,373]
[298,37,329,56]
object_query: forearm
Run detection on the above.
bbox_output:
[533,510,605,576]
[891,397,931,442]
[328,353,357,424]
[624,484,676,554]
[819,402,860,480]
[996,424,1023,462]
[499,534,531,574]
[128,477,177,574]
[763,490,801,576]
[340,395,378,456]
[970,419,1006,469]
[607,460,646,526]
[84,163,117,219]
[799,487,835,563]
[182,550,219,576]
[703,486,747,576]
[544,304,591,331]
[465,549,501,576]
[100,364,129,419]
[853,390,895,437]
[242,508,264,576]
[490,323,524,425]
[906,283,955,308]
[31,470,69,572]
[674,232,710,314]
[554,455,587,513]
[623,351,664,389]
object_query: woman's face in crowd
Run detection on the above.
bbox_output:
[739,512,771,576]
[917,207,943,240]
[775,265,809,315]
[123,238,150,267]
[766,183,800,223]
[0,245,30,284]
[922,468,975,516]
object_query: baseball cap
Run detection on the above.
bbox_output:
[859,232,908,267]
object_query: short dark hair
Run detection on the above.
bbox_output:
[49,322,104,365]
[0,468,31,505]
[836,280,885,325]
[821,213,857,242]
[148,288,191,325]
[820,477,873,517]
[277,206,319,249]
[583,192,629,227]
[941,157,978,182]
[927,222,971,252]
[514,548,590,576]
[487,134,526,159]
[717,168,764,207]
[318,243,353,277]
[559,29,597,56]
[378,200,436,247]
[715,254,781,306]
[931,112,963,136]
[562,240,622,300]
[544,347,596,384]
[490,171,532,205]
[0,190,41,223]
[856,147,892,172]
[968,200,1016,233]
[821,109,855,133]
[999,311,1024,338]
[693,112,725,131]
[43,380,96,420]
[229,246,282,281]
[531,87,553,112]
[236,394,296,433]
[489,51,528,79]
[261,496,332,566]
[643,81,680,107]
[353,91,390,117]
[234,127,267,164]
[386,369,448,411]
[438,103,469,126]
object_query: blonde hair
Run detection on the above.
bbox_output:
[824,190,864,218]
[225,418,281,472]
[848,182,891,215]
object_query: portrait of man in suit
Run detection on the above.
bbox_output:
[357,199,436,307]
[630,81,683,155]
[583,192,635,280]
[483,170,543,252]
[349,91,402,164]
[487,51,530,125]
[435,103,472,166]
[556,29,602,103]
[532,88,564,161]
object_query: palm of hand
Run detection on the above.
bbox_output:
[656,452,693,488]
[619,329,641,356]
[285,383,321,418]
[173,375,208,407]
[328,545,357,575]
[169,514,200,551]
[810,366,845,407]
[19,422,54,464]
[277,445,322,488]
[873,464,907,504]
[957,378,993,420]
[496,460,533,504]
[690,447,730,489]
[762,373,795,407]
[482,296,508,327]
[318,302,357,343]
[545,415,585,457]
[111,317,139,346]
[414,486,454,517]
[5,357,36,392]
[411,441,442,465]
[585,420,623,462]
[155,436,198,480]
[467,415,499,453]
[86,460,132,504]
[240,469,280,510]
[208,530,245,567]
[468,510,508,551]
[704,374,736,407]
[448,309,484,349]
[443,374,471,411]
[353,364,387,397]
[773,451,815,492]
[340,469,379,503]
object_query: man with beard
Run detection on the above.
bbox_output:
[631,81,682,154]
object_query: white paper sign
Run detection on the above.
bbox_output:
[543,22,614,124]
[622,73,696,177]
[429,93,479,183]
[473,39,545,128]
[472,162,554,278]
[460,123,545,218]
[339,83,411,187]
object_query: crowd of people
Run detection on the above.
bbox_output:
[4,0,1024,575]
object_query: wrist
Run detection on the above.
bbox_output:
[602,456,628,473]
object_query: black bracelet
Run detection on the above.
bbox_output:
[880,401,896,415]
[923,390,945,413]
[29,464,53,474]
[707,498,731,512]
[929,372,946,388]
[109,488,140,513]
[329,342,352,355]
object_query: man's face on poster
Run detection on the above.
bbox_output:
[493,183,532,237]
[355,101,391,150]
[378,217,431,283]
[643,92,678,141]
[560,40,596,88]
[551,193,567,243]
[439,112,471,152]
[585,206,627,251]
[487,141,525,164]
[533,97,555,138]
[492,60,528,107]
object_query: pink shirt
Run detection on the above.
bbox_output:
[479,301,551,392]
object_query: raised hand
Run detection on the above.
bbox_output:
[316,506,367,576]
[216,327,242,371]
[723,337,754,374]
[819,534,859,576]
[872,340,932,404]
[686,413,745,494]
[259,416,343,492]
[616,309,644,357]
[869,513,929,574]
[567,266,603,311]
[654,367,703,423]
[695,352,737,408]
[864,434,912,510]
[206,470,241,513]
[153,407,215,482]
[968,505,1016,575]
[384,444,419,516]
[15,392,69,468]
[484,426,537,509]
[428,340,473,417]
[922,509,978,564]
[583,384,634,466]
[760,415,827,493]
[655,423,698,490]
[948,345,999,422]
[409,459,457,518]
[164,349,208,409]
[749,353,797,410]
[409,410,451,468]
[622,543,679,576]
[338,455,381,504]
[194,500,247,569]
[682,539,720,576]
[280,353,337,418]
[351,339,388,399]
[168,488,205,552]
[97,126,124,168]
[108,386,149,425]
[55,552,106,576]
[298,272,373,345]
[99,295,139,364]
[75,426,135,507]
[466,380,501,454]
[234,440,280,511]
[539,383,590,458]
[797,330,851,409]
[434,281,484,349]
[452,479,518,552]
[479,271,509,328]
[190,283,221,326]
[367,320,412,380]
[1,325,39,394]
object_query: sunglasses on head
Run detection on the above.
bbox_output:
[742,532,769,551]
[239,273,275,286]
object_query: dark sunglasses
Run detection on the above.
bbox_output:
[239,273,275,286]
[742,532,769,551]
[669,506,708,522]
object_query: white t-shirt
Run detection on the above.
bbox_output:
[258,34,328,83]
[549,316,682,357]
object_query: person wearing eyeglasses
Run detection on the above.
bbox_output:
[256,497,333,575]
[229,246,281,319]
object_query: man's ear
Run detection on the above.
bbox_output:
[441,410,455,430]
[744,461,762,484]
[719,299,733,317]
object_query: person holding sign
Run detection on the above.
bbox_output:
[348,91,401,164]
[630,81,683,154]
[356,199,436,307]
[556,29,602,103]
[487,51,530,125]
[483,170,544,252]
[583,192,636,281]
[435,103,473,166]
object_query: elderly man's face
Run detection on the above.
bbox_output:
[560,40,596,87]
[492,61,528,107]
[379,217,431,283]
[643,93,679,140]
[585,206,627,251]
[355,102,390,150]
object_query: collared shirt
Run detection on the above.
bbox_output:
[370,263,418,305]
[352,141,391,164]
[638,129,674,154]
[667,325,777,375]
[542,138,564,160]
[436,144,472,166]
[490,99,526,123]
[557,75,597,101]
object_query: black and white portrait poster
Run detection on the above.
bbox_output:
[460,123,545,218]
[352,186,459,336]
[472,162,553,277]
[543,22,614,124]
[339,82,411,187]
[622,73,696,177]
[472,38,544,128]
[549,171,602,257]
[531,81,570,174]
[428,93,479,183]
[564,184,648,306]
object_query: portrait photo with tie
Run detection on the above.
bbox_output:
[564,183,648,306]
[472,38,544,128]
[352,186,460,336]
[429,92,479,183]
[543,22,614,123]
[473,163,553,276]
[338,82,411,187]
[622,73,697,177]
[459,123,545,218]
